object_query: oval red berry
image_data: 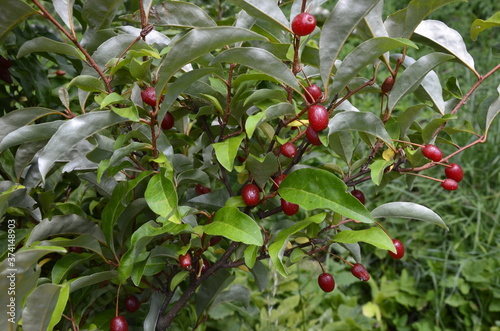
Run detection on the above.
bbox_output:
[124,295,141,313]
[351,263,370,281]
[281,198,299,216]
[305,84,322,103]
[242,184,260,206]
[280,142,297,158]
[444,163,463,182]
[306,125,322,146]
[388,239,405,259]
[110,316,128,331]
[291,13,317,36]
[318,272,335,292]
[308,105,329,132]
[441,178,458,191]
[422,144,443,162]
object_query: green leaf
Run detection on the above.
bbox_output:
[328,111,394,149]
[18,37,85,61]
[141,1,216,28]
[53,0,75,32]
[37,111,129,180]
[101,171,151,249]
[26,214,106,246]
[170,271,190,291]
[470,11,500,41]
[204,207,263,246]
[0,121,65,153]
[268,213,326,276]
[278,168,374,223]
[212,133,245,172]
[329,37,417,96]
[371,202,448,230]
[157,27,266,91]
[22,283,70,331]
[484,84,500,137]
[67,75,106,92]
[320,0,381,87]
[0,107,64,142]
[388,52,455,111]
[333,227,394,251]
[144,172,180,223]
[119,221,192,282]
[414,20,477,75]
[0,0,37,44]
[228,0,290,32]
[51,253,94,284]
[245,153,279,189]
[370,159,393,186]
[244,245,259,269]
[82,0,125,30]
[211,47,300,92]
[69,270,118,292]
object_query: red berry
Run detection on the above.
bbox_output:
[351,189,366,205]
[68,246,83,253]
[179,253,192,269]
[280,142,297,158]
[388,239,405,259]
[161,112,175,130]
[445,163,463,182]
[306,125,322,145]
[422,144,443,162]
[305,84,322,103]
[291,13,317,36]
[351,263,370,281]
[110,316,128,331]
[281,198,299,216]
[272,174,287,191]
[141,87,163,107]
[124,295,140,313]
[318,273,335,292]
[242,184,260,207]
[209,236,222,246]
[308,105,329,132]
[55,69,66,76]
[381,76,395,94]
[195,184,211,195]
[441,178,458,191]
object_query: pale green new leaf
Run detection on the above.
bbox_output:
[204,207,263,246]
[333,227,395,251]
[145,172,180,223]
[268,213,326,277]
[213,133,245,172]
[470,11,500,41]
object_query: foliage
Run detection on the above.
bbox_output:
[0,0,499,330]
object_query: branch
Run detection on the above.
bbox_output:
[31,0,112,93]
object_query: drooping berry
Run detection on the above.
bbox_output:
[291,13,317,36]
[381,76,395,94]
[305,84,322,103]
[422,144,443,162]
[351,263,370,281]
[441,178,458,191]
[280,142,297,158]
[308,105,329,132]
[306,125,322,146]
[318,272,335,292]
[242,184,260,207]
[281,198,299,216]
[141,87,163,107]
[179,253,192,269]
[124,295,141,313]
[388,239,405,259]
[161,112,175,130]
[67,246,83,253]
[351,189,366,205]
[110,316,128,331]
[195,184,211,195]
[445,163,463,183]
[272,174,287,191]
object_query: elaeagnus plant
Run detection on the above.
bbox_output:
[0,0,499,330]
